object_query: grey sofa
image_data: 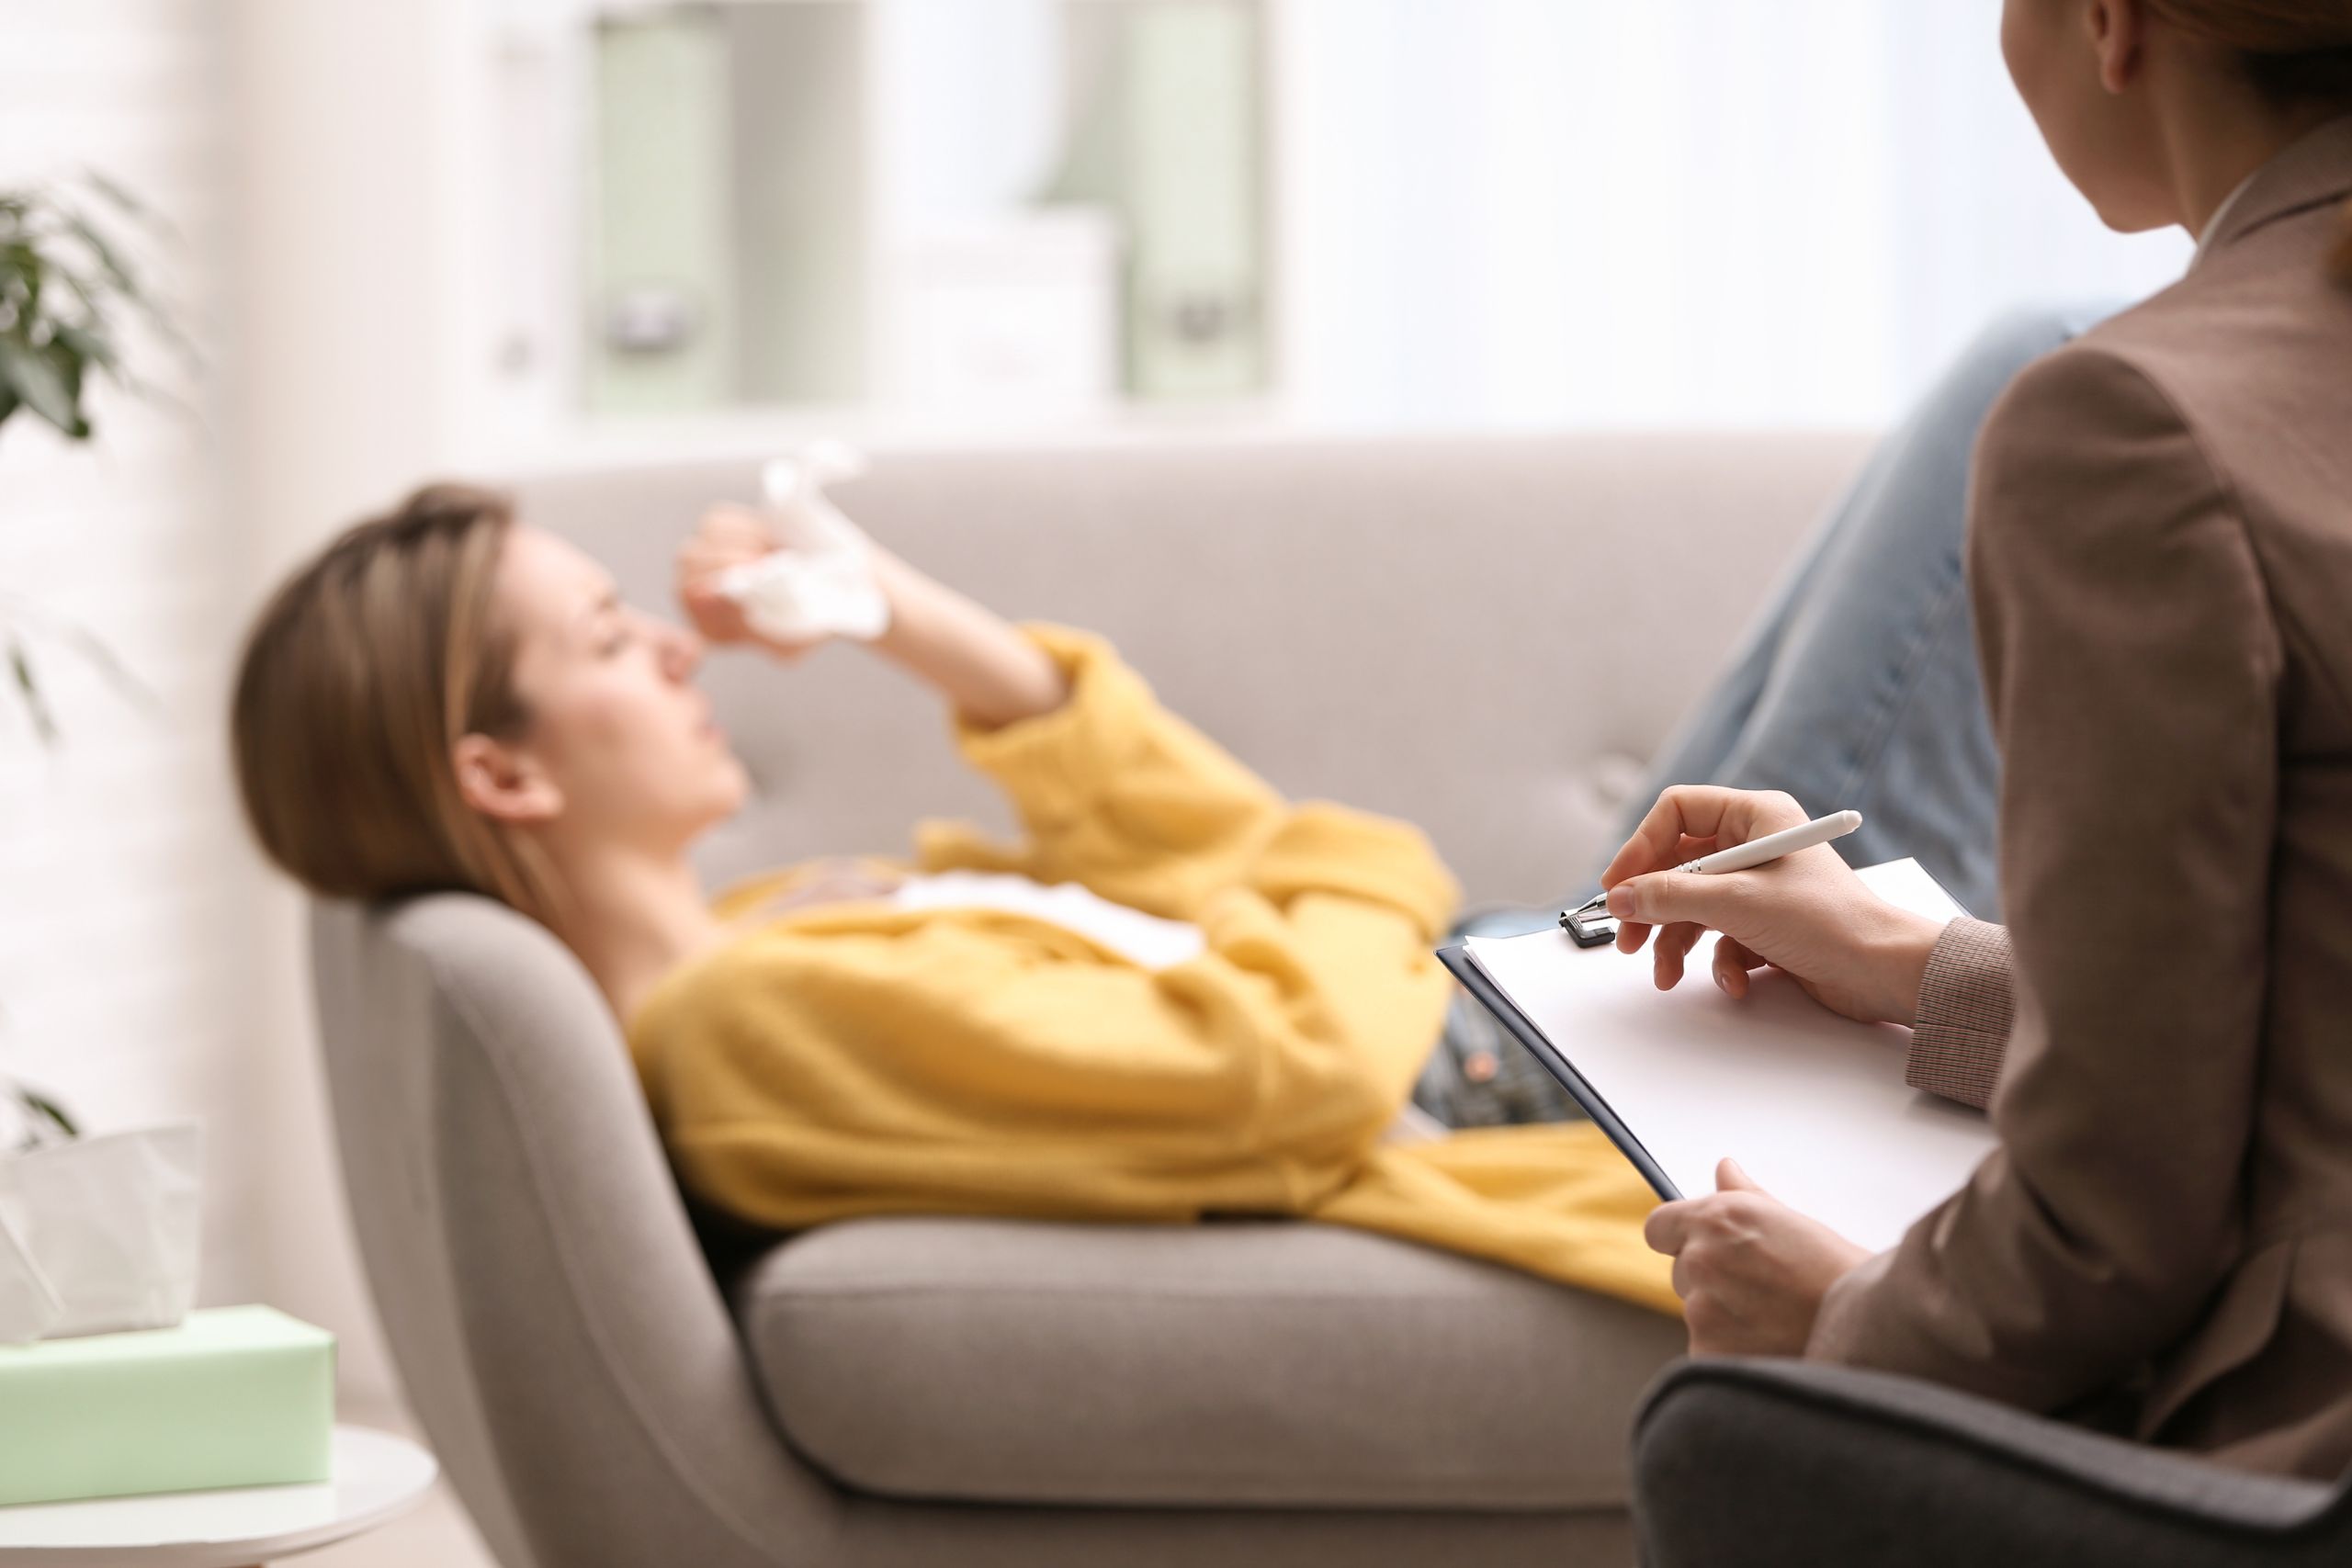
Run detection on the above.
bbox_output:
[309,431,1870,1567]
[1632,1359,2349,1566]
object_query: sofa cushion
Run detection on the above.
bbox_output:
[736,1215,1684,1510]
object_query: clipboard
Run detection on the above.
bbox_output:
[1438,943,1680,1201]
[1435,859,1997,1252]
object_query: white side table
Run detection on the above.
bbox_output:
[0,1427,436,1567]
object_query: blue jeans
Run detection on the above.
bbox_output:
[1595,303,2115,922]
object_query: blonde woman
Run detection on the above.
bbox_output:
[231,489,1669,1312]
[1613,0,2352,1478]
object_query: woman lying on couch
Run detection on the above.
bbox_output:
[229,486,1669,1311]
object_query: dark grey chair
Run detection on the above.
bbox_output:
[1631,1358,2346,1567]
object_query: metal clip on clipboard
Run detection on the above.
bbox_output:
[1558,905,1619,948]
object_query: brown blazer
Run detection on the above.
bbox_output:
[1808,118,2352,1482]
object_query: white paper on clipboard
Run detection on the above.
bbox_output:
[1463,859,1998,1254]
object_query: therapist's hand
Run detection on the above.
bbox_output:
[1600,785,1946,1028]
[1645,1159,1871,1356]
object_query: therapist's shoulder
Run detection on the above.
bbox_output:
[1968,325,2222,566]
[1977,245,2352,542]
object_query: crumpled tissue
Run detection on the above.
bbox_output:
[718,440,893,645]
[0,1124,202,1345]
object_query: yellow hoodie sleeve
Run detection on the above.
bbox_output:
[921,623,1459,1109]
[921,626,1396,920]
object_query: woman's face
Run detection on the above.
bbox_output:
[2002,0,2179,232]
[488,524,748,853]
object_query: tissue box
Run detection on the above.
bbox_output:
[0,1305,334,1506]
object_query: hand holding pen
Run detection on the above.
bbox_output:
[1566,807,1863,924]
[1589,787,1950,1029]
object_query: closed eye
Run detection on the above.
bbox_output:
[582,587,630,655]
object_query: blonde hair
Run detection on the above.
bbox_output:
[231,484,559,919]
[2147,0,2352,283]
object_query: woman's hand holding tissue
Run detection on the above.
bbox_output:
[673,486,1067,733]
[1645,1158,1871,1356]
[676,503,831,658]
[684,445,895,650]
[1599,785,1946,1028]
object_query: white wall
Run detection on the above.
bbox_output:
[223,0,491,1411]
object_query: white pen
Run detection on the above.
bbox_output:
[1565,809,1864,922]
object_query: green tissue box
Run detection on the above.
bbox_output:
[0,1305,334,1507]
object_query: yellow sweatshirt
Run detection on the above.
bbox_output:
[628,627,1676,1314]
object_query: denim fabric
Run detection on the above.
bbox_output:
[1589,303,2117,922]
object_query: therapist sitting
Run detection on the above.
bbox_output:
[1604,0,2352,1480]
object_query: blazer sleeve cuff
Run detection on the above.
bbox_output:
[1905,918,2015,1111]
[1804,1246,1899,1363]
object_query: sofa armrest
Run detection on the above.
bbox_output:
[1632,1359,2340,1568]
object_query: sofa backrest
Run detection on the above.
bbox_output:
[508,432,1869,907]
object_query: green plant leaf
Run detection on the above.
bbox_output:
[51,321,117,373]
[51,231,196,369]
[59,206,137,296]
[0,333,83,435]
[82,169,150,222]
[15,1087,77,1140]
[50,263,107,328]
[0,178,196,439]
[59,212,190,362]
[6,601,162,717]
[42,336,93,431]
[6,637,57,745]
[43,337,84,400]
[3,238,43,319]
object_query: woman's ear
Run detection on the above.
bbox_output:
[2086,0,2145,96]
[452,732,564,826]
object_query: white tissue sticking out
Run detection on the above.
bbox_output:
[717,440,893,644]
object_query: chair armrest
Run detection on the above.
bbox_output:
[1632,1359,2340,1568]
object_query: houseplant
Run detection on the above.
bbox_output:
[0,174,180,1145]
[0,173,176,745]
